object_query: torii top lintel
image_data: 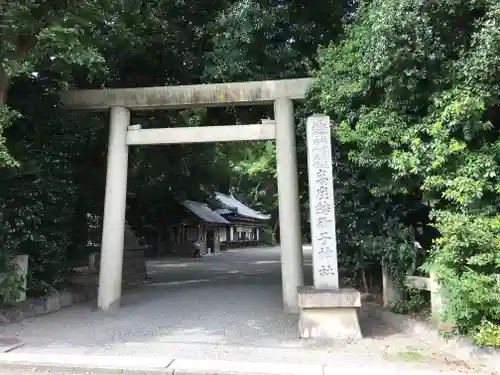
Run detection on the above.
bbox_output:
[59,78,314,111]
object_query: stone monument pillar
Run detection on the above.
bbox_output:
[297,114,362,339]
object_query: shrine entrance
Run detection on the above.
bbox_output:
[60,78,312,314]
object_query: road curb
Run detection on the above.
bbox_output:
[0,353,325,375]
[167,359,323,375]
[0,361,478,375]
[0,353,174,374]
[0,352,487,375]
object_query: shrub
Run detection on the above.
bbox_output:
[474,320,500,348]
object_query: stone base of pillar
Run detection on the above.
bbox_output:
[297,287,362,340]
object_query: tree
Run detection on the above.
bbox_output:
[0,0,236,294]
[0,0,107,162]
[313,0,500,336]
[0,0,111,297]
[203,0,354,241]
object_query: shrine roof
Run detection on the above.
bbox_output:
[215,192,271,221]
[181,200,230,225]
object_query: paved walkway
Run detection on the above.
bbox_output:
[0,247,486,373]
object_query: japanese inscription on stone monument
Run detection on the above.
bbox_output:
[306,115,339,289]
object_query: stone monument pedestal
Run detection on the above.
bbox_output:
[298,286,362,340]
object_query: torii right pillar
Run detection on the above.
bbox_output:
[298,114,362,340]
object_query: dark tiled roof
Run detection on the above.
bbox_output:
[181,200,230,225]
[214,207,235,216]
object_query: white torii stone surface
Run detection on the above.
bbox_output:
[126,123,276,145]
[306,115,339,289]
[98,103,304,312]
[60,78,313,111]
[275,97,304,313]
[98,106,130,311]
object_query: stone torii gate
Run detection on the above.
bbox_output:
[60,78,312,313]
[60,78,362,338]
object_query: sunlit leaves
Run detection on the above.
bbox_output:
[313,0,500,334]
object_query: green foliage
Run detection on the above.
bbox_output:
[3,0,325,295]
[0,0,106,76]
[474,320,500,348]
[260,226,277,245]
[0,106,20,168]
[1,1,495,351]
[389,288,426,315]
[1,84,86,294]
[0,0,113,296]
[220,141,279,238]
[1,0,110,166]
[0,256,24,305]
[423,212,500,332]
[204,0,352,82]
[313,0,500,339]
[205,0,354,241]
[0,269,24,306]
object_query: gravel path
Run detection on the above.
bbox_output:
[0,247,486,373]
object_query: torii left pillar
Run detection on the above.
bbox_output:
[97,106,130,311]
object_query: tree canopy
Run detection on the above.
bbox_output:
[1,0,499,345]
[314,0,500,337]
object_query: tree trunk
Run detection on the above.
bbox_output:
[0,67,10,106]
[69,189,89,262]
[272,220,279,243]
[361,268,369,293]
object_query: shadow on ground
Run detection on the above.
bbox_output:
[0,247,485,372]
